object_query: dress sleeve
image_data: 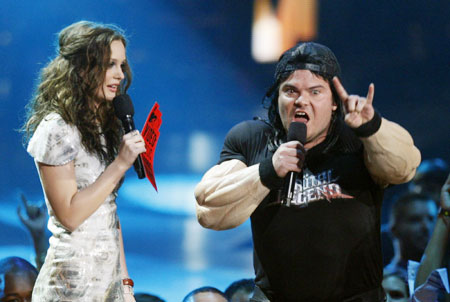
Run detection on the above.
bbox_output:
[27,113,80,166]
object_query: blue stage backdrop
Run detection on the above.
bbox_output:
[1,1,449,301]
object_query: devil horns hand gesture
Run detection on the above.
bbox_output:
[332,77,375,128]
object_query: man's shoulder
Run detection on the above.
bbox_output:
[228,119,273,137]
[220,119,273,165]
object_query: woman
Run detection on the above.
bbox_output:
[22,21,145,301]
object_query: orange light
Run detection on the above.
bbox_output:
[278,0,318,52]
[251,0,282,63]
[251,0,318,63]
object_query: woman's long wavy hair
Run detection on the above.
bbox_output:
[22,21,132,163]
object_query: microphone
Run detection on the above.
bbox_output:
[112,94,146,179]
[284,122,307,206]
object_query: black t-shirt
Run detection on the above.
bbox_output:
[219,119,384,302]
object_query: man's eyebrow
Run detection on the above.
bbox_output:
[281,83,296,88]
[280,83,326,89]
[308,85,326,89]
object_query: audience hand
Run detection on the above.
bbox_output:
[17,193,47,236]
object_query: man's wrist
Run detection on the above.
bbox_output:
[35,252,46,268]
[259,158,283,190]
[352,110,382,137]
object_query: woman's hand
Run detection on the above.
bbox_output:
[123,285,135,302]
[116,130,146,170]
[123,293,136,302]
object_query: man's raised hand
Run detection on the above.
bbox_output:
[332,77,375,128]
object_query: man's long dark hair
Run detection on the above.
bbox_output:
[261,42,361,154]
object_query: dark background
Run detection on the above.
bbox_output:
[0,1,449,300]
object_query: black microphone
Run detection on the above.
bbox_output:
[284,122,307,206]
[112,94,146,179]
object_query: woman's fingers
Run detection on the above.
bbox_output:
[118,131,147,168]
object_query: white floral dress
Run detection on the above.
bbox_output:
[27,112,124,302]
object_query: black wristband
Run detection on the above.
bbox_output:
[352,111,382,138]
[259,157,284,190]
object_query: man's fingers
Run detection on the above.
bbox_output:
[355,97,366,113]
[332,76,349,102]
[366,83,375,105]
[346,96,359,112]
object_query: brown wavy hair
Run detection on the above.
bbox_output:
[22,21,132,163]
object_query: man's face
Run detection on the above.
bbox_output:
[382,275,409,302]
[0,272,35,302]
[392,200,437,256]
[278,69,336,149]
[193,292,228,302]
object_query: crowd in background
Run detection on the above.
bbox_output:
[1,157,449,301]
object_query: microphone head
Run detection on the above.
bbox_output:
[287,122,307,144]
[112,94,134,120]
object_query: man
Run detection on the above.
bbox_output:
[411,173,450,302]
[195,42,421,301]
[384,192,438,280]
[0,256,38,302]
[225,278,255,302]
[382,273,409,302]
[409,158,449,203]
[183,286,229,302]
[134,292,166,302]
[381,158,448,267]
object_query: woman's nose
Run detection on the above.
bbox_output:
[115,66,124,80]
